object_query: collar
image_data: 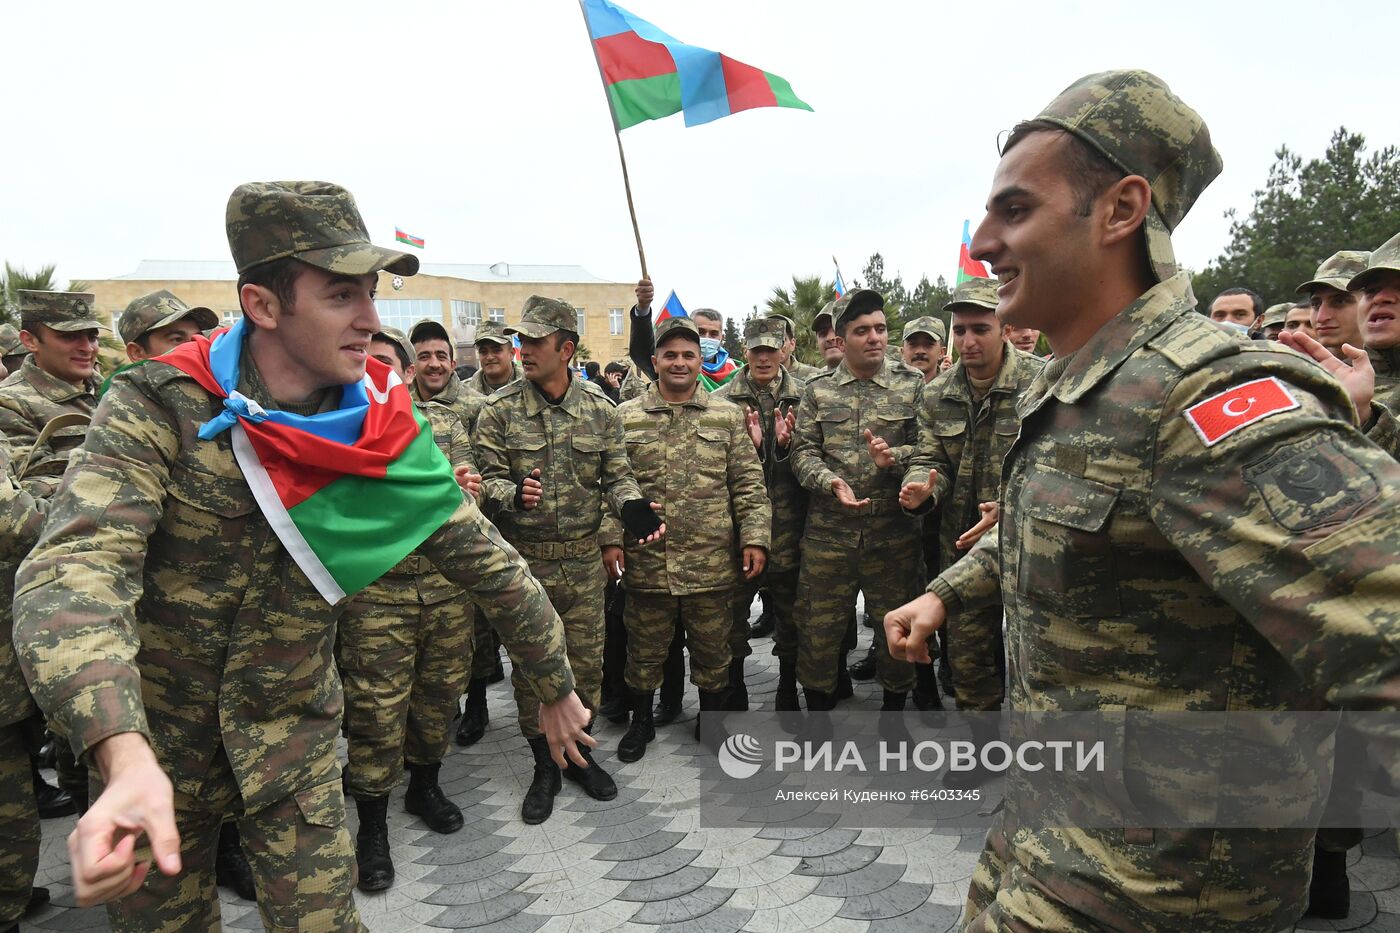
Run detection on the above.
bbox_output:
[730,367,801,403]
[414,372,464,406]
[523,373,583,417]
[1368,344,1400,377]
[642,381,709,412]
[832,357,893,388]
[19,356,96,402]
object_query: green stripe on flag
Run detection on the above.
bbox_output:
[287,413,462,597]
[608,73,684,129]
[764,72,813,112]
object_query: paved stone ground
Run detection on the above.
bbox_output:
[25,613,1400,932]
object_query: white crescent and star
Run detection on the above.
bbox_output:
[1222,396,1256,417]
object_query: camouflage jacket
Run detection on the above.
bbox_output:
[786,359,824,383]
[713,367,807,572]
[618,384,770,594]
[413,372,486,435]
[914,342,1041,558]
[0,433,44,727]
[930,274,1400,930]
[1370,344,1400,407]
[466,361,522,398]
[475,375,641,550]
[790,357,925,544]
[0,356,96,497]
[13,355,574,813]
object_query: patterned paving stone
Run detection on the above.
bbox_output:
[421,871,530,905]
[581,815,676,844]
[739,892,845,932]
[837,880,935,921]
[616,865,717,901]
[868,900,965,933]
[814,860,908,898]
[793,843,884,877]
[425,893,539,929]
[531,900,641,932]
[775,827,863,858]
[524,878,630,915]
[629,884,735,924]
[709,854,802,889]
[725,872,822,910]
[686,836,783,869]
[419,849,526,885]
[592,830,689,862]
[602,844,701,881]
[648,905,754,933]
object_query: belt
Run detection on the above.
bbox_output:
[513,537,599,560]
[386,554,433,577]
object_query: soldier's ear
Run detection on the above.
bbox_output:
[239,283,281,331]
[1101,175,1152,249]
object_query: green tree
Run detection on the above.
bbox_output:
[1,262,59,324]
[574,342,592,363]
[765,275,834,365]
[722,316,743,359]
[853,253,954,339]
[1192,128,1400,309]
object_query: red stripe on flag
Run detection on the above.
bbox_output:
[719,55,777,113]
[959,244,987,279]
[594,30,676,84]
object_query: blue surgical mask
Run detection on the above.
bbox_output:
[699,337,722,361]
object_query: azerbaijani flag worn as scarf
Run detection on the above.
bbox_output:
[160,318,463,605]
[582,0,813,130]
[699,351,741,391]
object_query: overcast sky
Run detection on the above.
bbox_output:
[5,0,1398,318]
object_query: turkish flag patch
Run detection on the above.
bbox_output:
[1183,376,1300,446]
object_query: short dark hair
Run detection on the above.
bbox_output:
[237,257,305,315]
[604,361,626,376]
[1003,120,1126,216]
[370,333,411,371]
[552,329,580,356]
[1214,287,1264,317]
[584,361,601,379]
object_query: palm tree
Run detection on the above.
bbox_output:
[0,263,88,324]
[765,275,835,366]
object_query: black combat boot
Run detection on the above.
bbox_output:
[214,822,256,900]
[405,762,464,834]
[354,795,394,891]
[834,663,854,703]
[563,735,618,800]
[848,645,877,682]
[455,678,489,747]
[1305,847,1351,919]
[912,664,944,711]
[695,688,731,750]
[800,687,835,743]
[24,885,50,917]
[775,657,801,712]
[521,735,560,824]
[879,690,914,748]
[487,645,505,684]
[598,692,630,725]
[618,689,656,763]
[728,658,749,712]
[31,759,75,819]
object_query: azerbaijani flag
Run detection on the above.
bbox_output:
[656,289,687,323]
[833,256,847,299]
[581,0,813,130]
[395,228,425,249]
[957,220,988,284]
[160,318,463,604]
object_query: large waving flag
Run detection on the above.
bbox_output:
[160,319,463,604]
[656,289,688,323]
[582,0,813,130]
[957,219,989,284]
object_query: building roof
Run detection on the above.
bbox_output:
[104,259,617,285]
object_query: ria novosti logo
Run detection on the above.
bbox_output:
[718,733,764,779]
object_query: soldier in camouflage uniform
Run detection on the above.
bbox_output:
[1298,250,1369,360]
[0,432,48,933]
[614,316,770,760]
[790,288,923,712]
[714,317,807,711]
[100,291,220,398]
[766,311,824,382]
[886,70,1400,932]
[336,327,482,892]
[474,295,664,823]
[0,323,28,378]
[899,315,947,384]
[409,318,486,430]
[12,181,591,931]
[1255,302,1290,341]
[466,319,523,396]
[1353,232,1400,410]
[812,302,845,371]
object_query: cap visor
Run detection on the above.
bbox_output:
[1347,267,1400,292]
[45,319,106,333]
[474,336,511,346]
[746,339,783,350]
[505,323,557,339]
[298,243,420,277]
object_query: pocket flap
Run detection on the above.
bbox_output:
[932,419,967,438]
[571,434,605,453]
[166,471,257,518]
[817,407,852,424]
[507,433,546,452]
[1024,473,1119,532]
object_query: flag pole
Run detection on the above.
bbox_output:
[579,0,649,280]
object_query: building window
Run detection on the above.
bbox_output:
[609,307,624,336]
[574,307,587,336]
[451,300,481,328]
[374,298,443,333]
[488,307,505,324]
[221,309,242,327]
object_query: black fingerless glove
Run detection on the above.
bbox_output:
[514,475,533,510]
[621,499,664,539]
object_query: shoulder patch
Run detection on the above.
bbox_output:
[1183,376,1300,446]
[1244,434,1381,532]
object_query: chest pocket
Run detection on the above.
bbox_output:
[692,427,731,486]
[816,407,852,444]
[505,432,546,475]
[571,433,605,486]
[154,463,259,581]
[1018,471,1121,618]
[873,404,914,444]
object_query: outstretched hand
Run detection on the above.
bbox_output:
[745,409,764,451]
[864,429,896,469]
[955,502,1000,550]
[899,469,938,510]
[1279,330,1375,424]
[774,410,796,448]
[831,477,871,510]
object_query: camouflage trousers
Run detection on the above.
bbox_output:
[624,589,734,693]
[946,605,1005,712]
[795,532,919,693]
[735,567,799,660]
[0,721,39,927]
[337,577,475,798]
[470,611,500,681]
[512,554,605,737]
[108,749,362,933]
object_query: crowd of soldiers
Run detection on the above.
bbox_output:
[1,66,1399,933]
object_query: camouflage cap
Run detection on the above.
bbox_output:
[812,300,836,333]
[0,323,27,357]
[943,276,1000,314]
[764,312,796,340]
[507,296,577,339]
[1259,303,1292,328]
[16,290,104,332]
[1027,70,1222,283]
[373,326,416,369]
[745,316,787,350]
[409,318,453,349]
[1348,233,1400,291]
[656,315,701,347]
[116,290,218,345]
[474,319,511,346]
[901,316,947,342]
[832,288,885,331]
[1296,250,1371,295]
[225,180,420,278]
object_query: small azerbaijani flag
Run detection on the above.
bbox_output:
[160,318,463,604]
[957,219,989,284]
[511,333,523,363]
[832,256,847,299]
[655,289,688,323]
[395,227,425,249]
[581,0,812,130]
